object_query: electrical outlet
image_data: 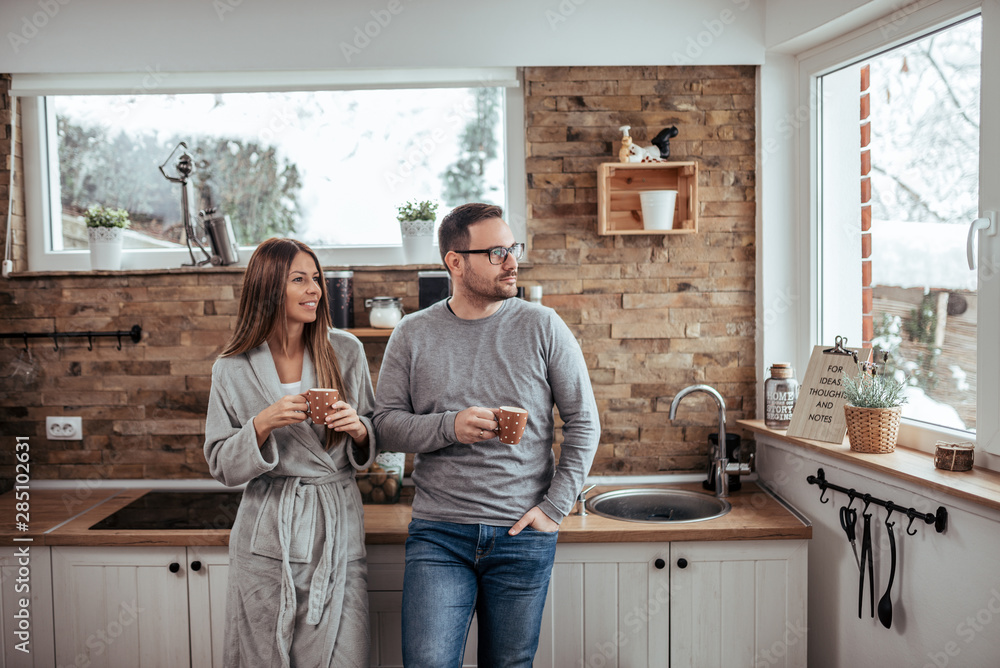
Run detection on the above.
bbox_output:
[46,416,82,440]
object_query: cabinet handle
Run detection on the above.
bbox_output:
[677,558,688,569]
[169,562,180,573]
[190,561,202,572]
[654,558,666,570]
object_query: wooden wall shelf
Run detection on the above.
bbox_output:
[344,327,393,342]
[597,161,699,235]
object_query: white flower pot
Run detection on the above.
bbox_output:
[400,219,439,265]
[88,226,125,271]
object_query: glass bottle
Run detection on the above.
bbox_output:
[764,363,799,429]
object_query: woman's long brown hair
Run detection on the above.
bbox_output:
[221,238,346,448]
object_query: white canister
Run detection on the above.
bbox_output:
[639,189,678,230]
[366,296,404,328]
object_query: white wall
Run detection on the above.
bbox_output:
[0,0,765,73]
[757,53,809,409]
[765,0,918,52]
[758,437,1000,668]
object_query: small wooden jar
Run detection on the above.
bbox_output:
[934,442,975,471]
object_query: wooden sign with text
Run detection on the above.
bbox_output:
[786,345,861,443]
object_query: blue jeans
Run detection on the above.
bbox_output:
[402,518,558,668]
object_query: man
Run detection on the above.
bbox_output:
[372,203,600,667]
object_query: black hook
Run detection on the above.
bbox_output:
[862,493,872,514]
[819,484,830,504]
[22,332,29,352]
[905,509,919,536]
[52,331,59,351]
[87,334,94,351]
[846,489,857,510]
[117,333,123,351]
[884,504,894,526]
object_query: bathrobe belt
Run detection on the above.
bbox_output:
[267,468,355,668]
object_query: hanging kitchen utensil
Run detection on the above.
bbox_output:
[859,503,875,619]
[840,504,860,569]
[878,511,897,629]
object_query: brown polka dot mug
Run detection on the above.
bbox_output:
[304,388,339,424]
[497,406,529,445]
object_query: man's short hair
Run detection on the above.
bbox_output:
[438,203,505,264]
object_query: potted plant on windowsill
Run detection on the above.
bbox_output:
[84,206,130,271]
[842,353,908,454]
[396,200,439,265]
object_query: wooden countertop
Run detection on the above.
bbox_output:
[0,483,810,548]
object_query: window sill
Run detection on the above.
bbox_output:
[738,419,1000,513]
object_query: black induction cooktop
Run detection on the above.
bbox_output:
[89,491,243,530]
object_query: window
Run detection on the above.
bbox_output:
[818,17,980,432]
[803,1,1000,462]
[20,69,525,270]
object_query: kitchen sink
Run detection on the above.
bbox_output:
[585,488,731,523]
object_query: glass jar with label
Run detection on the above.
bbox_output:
[764,363,799,429]
[366,296,404,329]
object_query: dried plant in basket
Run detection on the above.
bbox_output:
[841,351,908,453]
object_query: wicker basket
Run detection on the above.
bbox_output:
[844,405,902,454]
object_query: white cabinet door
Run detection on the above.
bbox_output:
[52,546,192,668]
[365,545,479,667]
[535,543,670,668]
[187,546,230,668]
[669,540,808,668]
[0,546,55,668]
[367,545,405,668]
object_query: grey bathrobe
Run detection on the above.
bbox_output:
[204,330,377,668]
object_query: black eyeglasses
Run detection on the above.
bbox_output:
[453,243,525,265]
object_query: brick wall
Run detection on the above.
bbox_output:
[523,66,757,474]
[0,74,26,270]
[0,66,756,484]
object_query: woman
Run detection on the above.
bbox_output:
[204,238,376,667]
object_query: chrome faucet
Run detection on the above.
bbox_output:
[575,484,597,516]
[669,384,752,499]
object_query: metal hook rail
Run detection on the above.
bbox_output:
[806,468,948,534]
[1,325,142,352]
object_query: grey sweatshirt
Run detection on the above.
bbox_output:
[373,298,600,525]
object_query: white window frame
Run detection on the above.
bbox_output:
[792,0,1000,468]
[18,68,525,272]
